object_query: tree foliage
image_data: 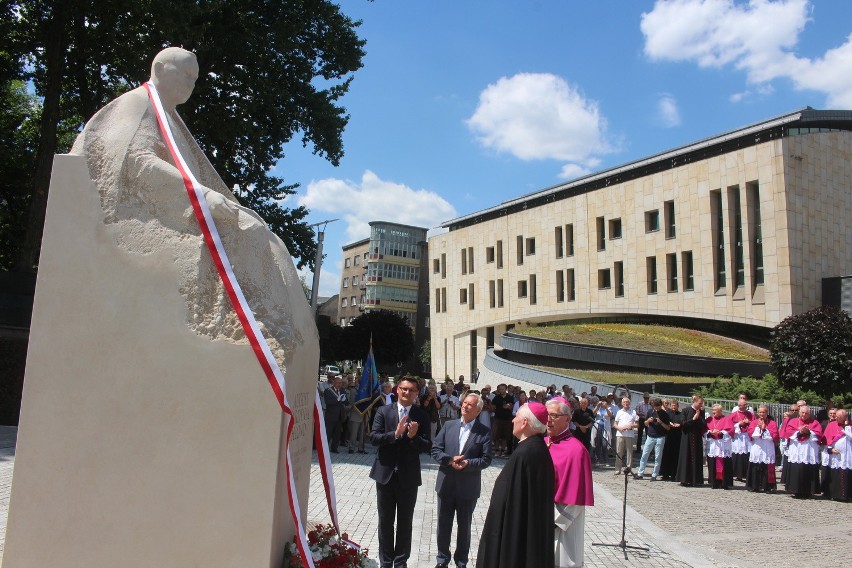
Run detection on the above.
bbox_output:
[770,305,852,401]
[339,310,414,368]
[1,0,367,271]
[695,374,822,406]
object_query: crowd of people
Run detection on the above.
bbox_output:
[318,372,851,568]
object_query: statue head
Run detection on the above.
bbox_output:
[150,47,199,110]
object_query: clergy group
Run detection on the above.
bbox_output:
[363,378,851,568]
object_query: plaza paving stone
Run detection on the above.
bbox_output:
[1,426,848,567]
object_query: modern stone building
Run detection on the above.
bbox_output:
[428,108,852,380]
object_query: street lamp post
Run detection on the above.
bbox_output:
[309,219,338,316]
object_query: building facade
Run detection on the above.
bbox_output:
[339,222,431,373]
[428,108,852,380]
[338,238,369,327]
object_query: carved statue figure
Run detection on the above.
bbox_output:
[71,47,312,364]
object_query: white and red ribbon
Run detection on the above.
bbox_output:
[313,390,339,531]
[143,81,331,568]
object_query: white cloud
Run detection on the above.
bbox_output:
[558,163,593,181]
[640,0,852,107]
[466,72,614,178]
[657,94,681,127]
[298,170,458,242]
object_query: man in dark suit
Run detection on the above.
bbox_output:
[370,376,431,568]
[431,393,493,568]
[323,376,346,452]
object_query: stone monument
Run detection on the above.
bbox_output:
[3,48,319,567]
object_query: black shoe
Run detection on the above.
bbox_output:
[435,564,450,568]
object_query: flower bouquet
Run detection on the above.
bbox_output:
[283,524,377,568]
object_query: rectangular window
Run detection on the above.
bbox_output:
[555,226,564,258]
[516,236,524,265]
[441,253,447,279]
[665,200,676,239]
[598,268,611,290]
[682,251,694,291]
[748,182,764,286]
[354,255,360,266]
[596,216,606,250]
[496,240,504,269]
[469,283,475,310]
[461,249,467,275]
[435,288,441,313]
[497,279,504,307]
[460,288,468,304]
[529,274,537,305]
[468,247,475,273]
[350,296,356,306]
[609,218,622,240]
[518,280,528,298]
[341,298,348,307]
[340,318,346,326]
[729,185,745,289]
[566,224,574,256]
[352,275,358,286]
[711,190,726,290]
[441,287,447,312]
[567,269,576,301]
[556,270,565,302]
[489,280,496,308]
[486,246,495,264]
[343,277,349,288]
[344,258,351,268]
[647,256,657,294]
[433,259,440,274]
[526,237,536,256]
[614,261,624,297]
[667,253,678,292]
[645,210,660,233]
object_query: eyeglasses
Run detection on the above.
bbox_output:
[547,413,569,420]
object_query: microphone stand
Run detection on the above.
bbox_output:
[592,468,650,560]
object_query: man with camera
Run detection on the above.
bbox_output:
[634,397,671,480]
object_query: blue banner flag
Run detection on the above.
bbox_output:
[354,343,380,415]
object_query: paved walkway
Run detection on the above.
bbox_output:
[1,426,849,567]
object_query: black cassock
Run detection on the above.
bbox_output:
[676,406,707,486]
[659,409,683,479]
[476,434,554,568]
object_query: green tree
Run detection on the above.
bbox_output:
[695,374,821,405]
[340,310,414,369]
[3,0,366,271]
[770,306,852,401]
[418,339,431,368]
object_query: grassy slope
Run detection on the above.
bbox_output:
[516,323,769,361]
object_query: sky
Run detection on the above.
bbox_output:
[277,0,852,297]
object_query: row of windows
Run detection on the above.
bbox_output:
[431,183,768,318]
[437,250,698,314]
[341,274,361,288]
[711,182,764,294]
[435,199,682,276]
[370,226,424,260]
[343,253,367,268]
[367,262,420,282]
[366,284,418,305]
[340,294,364,308]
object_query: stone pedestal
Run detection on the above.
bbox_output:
[3,155,318,567]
